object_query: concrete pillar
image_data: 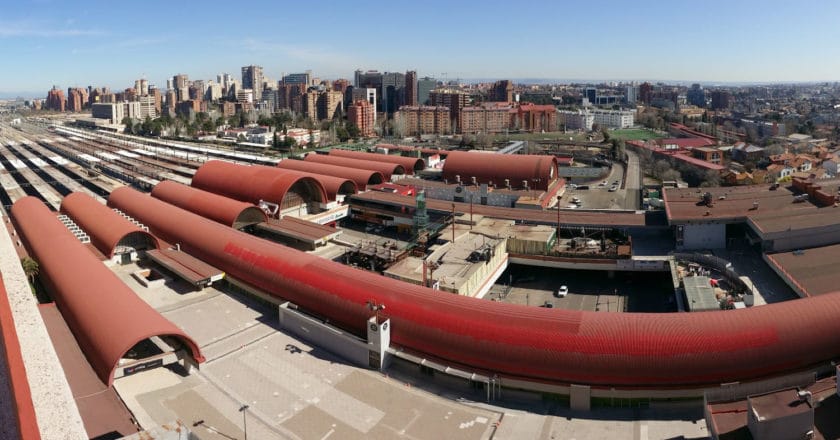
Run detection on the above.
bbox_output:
[367,317,391,370]
[570,384,591,411]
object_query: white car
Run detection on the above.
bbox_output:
[599,181,607,186]
[609,185,618,192]
[555,285,569,298]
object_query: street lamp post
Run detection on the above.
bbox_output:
[556,195,562,243]
[239,404,249,440]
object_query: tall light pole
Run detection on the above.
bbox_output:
[239,404,249,440]
[556,195,562,246]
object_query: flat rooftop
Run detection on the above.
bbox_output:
[108,261,501,439]
[663,184,819,223]
[766,244,840,297]
[749,207,840,235]
[351,191,646,227]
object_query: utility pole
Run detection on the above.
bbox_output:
[239,404,249,440]
[451,203,456,243]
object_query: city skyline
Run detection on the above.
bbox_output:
[2,0,840,97]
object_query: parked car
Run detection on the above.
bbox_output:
[609,185,618,192]
[568,183,578,190]
[540,301,554,308]
[555,285,569,298]
[599,181,607,186]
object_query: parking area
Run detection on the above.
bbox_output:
[487,265,676,313]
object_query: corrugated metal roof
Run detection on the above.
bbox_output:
[330,149,425,174]
[11,197,205,386]
[151,180,266,229]
[60,192,159,258]
[277,159,384,190]
[442,151,558,190]
[304,153,405,179]
[192,160,328,206]
[108,186,840,387]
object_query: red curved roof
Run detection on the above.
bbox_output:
[304,154,405,179]
[442,151,557,190]
[107,187,840,388]
[274,168,357,201]
[277,159,385,190]
[152,180,267,229]
[0,275,41,440]
[60,192,159,257]
[11,197,204,386]
[329,149,425,174]
[192,160,328,206]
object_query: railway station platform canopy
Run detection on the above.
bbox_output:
[329,148,426,174]
[304,153,406,180]
[192,160,328,212]
[11,197,204,386]
[59,192,158,258]
[277,159,385,190]
[151,180,266,229]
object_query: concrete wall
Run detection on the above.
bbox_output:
[679,223,726,250]
[0,214,88,439]
[278,303,370,367]
[760,222,840,252]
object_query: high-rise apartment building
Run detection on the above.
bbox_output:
[347,99,375,137]
[278,83,306,111]
[66,88,86,112]
[404,71,418,106]
[138,95,157,119]
[351,88,377,124]
[45,86,65,112]
[302,91,319,121]
[459,103,511,135]
[173,74,189,102]
[639,82,653,104]
[395,105,450,136]
[242,65,264,102]
[319,91,344,120]
[134,78,149,96]
[430,88,468,130]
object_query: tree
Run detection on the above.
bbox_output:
[336,126,350,142]
[700,170,722,188]
[21,257,38,283]
[346,123,360,139]
[121,117,135,134]
[601,128,610,143]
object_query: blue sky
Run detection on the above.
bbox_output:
[2,0,840,97]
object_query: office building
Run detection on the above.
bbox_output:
[172,74,189,102]
[382,72,406,114]
[591,109,635,128]
[417,77,436,105]
[282,71,311,86]
[405,71,418,106]
[236,89,254,104]
[206,82,222,101]
[711,90,731,110]
[347,99,375,137]
[491,80,513,102]
[91,102,124,124]
[242,65,264,101]
[558,110,595,131]
[278,83,306,111]
[687,84,705,107]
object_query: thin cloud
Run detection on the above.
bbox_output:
[241,38,364,75]
[0,19,103,37]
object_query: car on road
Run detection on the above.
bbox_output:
[599,181,607,186]
[577,185,589,190]
[555,285,569,298]
[571,196,581,205]
[568,183,578,190]
[566,204,579,209]
[609,185,618,192]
